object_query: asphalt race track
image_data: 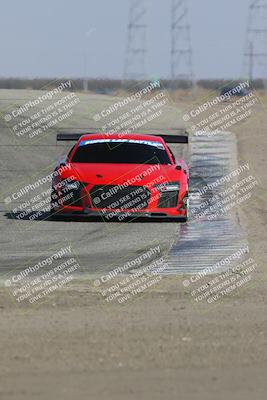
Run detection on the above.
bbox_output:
[0,91,247,283]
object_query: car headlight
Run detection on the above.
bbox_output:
[155,182,180,192]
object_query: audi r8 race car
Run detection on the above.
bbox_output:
[50,132,189,221]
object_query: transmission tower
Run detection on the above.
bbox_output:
[171,0,194,90]
[244,0,267,84]
[124,0,148,81]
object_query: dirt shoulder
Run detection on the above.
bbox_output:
[0,276,266,400]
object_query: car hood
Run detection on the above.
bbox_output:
[61,163,181,186]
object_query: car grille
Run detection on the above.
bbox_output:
[158,191,179,208]
[90,185,151,210]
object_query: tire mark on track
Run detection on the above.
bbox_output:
[161,131,248,274]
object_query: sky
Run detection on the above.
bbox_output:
[0,0,251,80]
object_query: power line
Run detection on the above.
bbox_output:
[244,0,267,84]
[124,0,148,81]
[170,0,194,90]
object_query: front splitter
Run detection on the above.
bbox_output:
[50,209,187,222]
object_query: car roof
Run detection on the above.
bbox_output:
[78,133,166,144]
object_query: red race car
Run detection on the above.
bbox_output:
[51,132,189,222]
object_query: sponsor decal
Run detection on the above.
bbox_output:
[79,139,165,149]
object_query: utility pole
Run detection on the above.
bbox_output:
[83,52,88,92]
[170,0,195,91]
[244,0,267,88]
[248,42,254,83]
[83,30,93,92]
[124,0,148,81]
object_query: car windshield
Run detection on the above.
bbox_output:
[71,141,171,164]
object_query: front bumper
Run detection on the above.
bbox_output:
[50,208,187,221]
[51,182,188,221]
